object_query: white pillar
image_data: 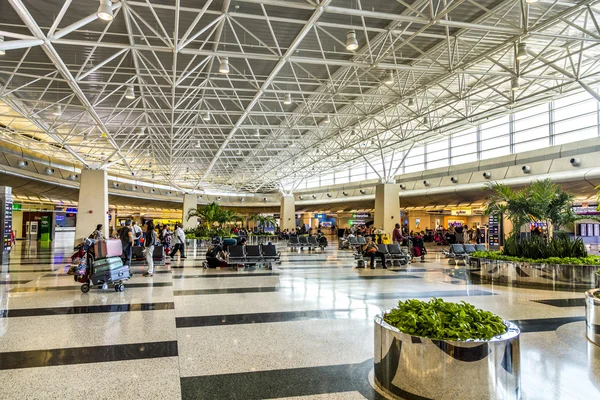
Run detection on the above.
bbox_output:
[75,169,108,244]
[374,183,400,235]
[183,194,198,230]
[280,195,296,231]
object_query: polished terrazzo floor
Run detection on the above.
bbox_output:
[0,239,599,399]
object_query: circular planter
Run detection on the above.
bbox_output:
[374,313,521,400]
[585,289,600,346]
[596,272,600,288]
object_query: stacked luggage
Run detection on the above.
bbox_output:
[87,239,130,292]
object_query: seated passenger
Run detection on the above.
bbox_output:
[361,237,386,270]
[205,240,228,268]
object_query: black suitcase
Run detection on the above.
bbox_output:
[153,245,166,261]
[91,265,130,286]
[132,246,144,261]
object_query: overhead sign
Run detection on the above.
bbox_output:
[12,203,21,211]
[451,208,472,216]
[353,213,370,218]
[314,213,326,219]
[573,204,600,215]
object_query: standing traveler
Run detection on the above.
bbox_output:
[132,221,142,246]
[91,224,104,241]
[119,220,134,267]
[170,223,187,259]
[143,222,157,277]
[392,223,403,244]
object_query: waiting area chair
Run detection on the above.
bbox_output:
[226,244,281,270]
[387,244,410,266]
[444,244,468,265]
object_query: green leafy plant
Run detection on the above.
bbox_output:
[250,215,278,233]
[187,202,242,229]
[472,250,600,265]
[502,233,586,259]
[383,298,507,341]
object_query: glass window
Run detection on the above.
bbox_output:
[514,137,549,153]
[452,153,478,165]
[555,113,597,134]
[514,103,548,120]
[554,91,594,108]
[481,134,510,151]
[426,139,449,153]
[427,159,449,169]
[481,146,510,159]
[481,124,509,140]
[514,113,549,132]
[427,149,448,162]
[452,143,477,157]
[404,163,424,174]
[451,129,476,147]
[554,101,596,122]
[481,115,509,130]
[555,126,598,145]
[514,126,548,144]
[334,170,349,184]
[305,178,319,188]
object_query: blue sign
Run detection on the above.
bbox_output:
[315,214,326,219]
[66,207,78,213]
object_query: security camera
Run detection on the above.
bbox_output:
[132,186,138,191]
[423,180,429,186]
[17,160,28,168]
[570,157,581,166]
[450,176,458,183]
[240,198,244,202]
[483,171,492,179]
[298,195,303,200]
[45,167,54,175]
[68,174,78,181]
[216,196,221,201]
[522,165,531,173]
[113,182,119,188]
[263,197,267,202]
[151,188,156,193]
[312,194,317,199]
[327,193,332,197]
[399,184,406,190]
[359,189,366,194]
[167,191,172,196]
[342,191,348,196]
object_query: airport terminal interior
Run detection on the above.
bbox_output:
[2,0,600,399]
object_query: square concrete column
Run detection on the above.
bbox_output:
[280,195,296,231]
[374,183,400,235]
[75,169,108,244]
[183,194,198,230]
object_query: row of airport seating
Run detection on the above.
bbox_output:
[227,244,281,269]
[288,235,326,250]
[444,243,487,264]
[355,243,410,267]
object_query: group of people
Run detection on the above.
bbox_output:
[91,220,187,277]
[434,224,483,244]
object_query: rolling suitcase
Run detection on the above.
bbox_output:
[90,265,130,286]
[153,245,166,262]
[94,239,122,259]
[93,256,123,273]
[132,246,144,261]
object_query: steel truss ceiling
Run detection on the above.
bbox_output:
[0,0,599,193]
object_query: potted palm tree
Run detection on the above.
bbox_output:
[187,202,241,246]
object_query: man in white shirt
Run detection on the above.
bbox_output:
[132,221,143,246]
[169,223,187,259]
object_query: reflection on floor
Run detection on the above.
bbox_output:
[0,239,599,399]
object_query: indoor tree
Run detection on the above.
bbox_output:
[187,202,241,230]
[250,215,278,233]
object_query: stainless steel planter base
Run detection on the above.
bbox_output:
[374,314,521,400]
[585,289,600,346]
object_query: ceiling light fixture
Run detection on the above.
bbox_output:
[97,0,114,21]
[137,127,145,136]
[384,71,394,85]
[0,36,5,56]
[323,114,331,124]
[53,104,62,116]
[219,57,230,74]
[195,140,201,148]
[423,116,428,124]
[516,43,529,60]
[255,128,260,137]
[237,149,243,155]
[125,85,135,100]
[201,111,210,121]
[346,30,359,51]
[525,0,539,3]
[283,93,292,105]
[408,98,415,107]
[511,76,521,91]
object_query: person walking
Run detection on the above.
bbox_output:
[132,221,142,246]
[119,220,134,267]
[143,222,157,277]
[170,223,187,259]
[392,223,403,244]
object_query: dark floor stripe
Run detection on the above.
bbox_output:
[9,282,173,292]
[279,266,355,270]
[180,359,385,400]
[1,268,58,273]
[282,259,355,263]
[172,272,278,279]
[174,287,280,296]
[532,298,585,307]
[1,302,175,318]
[43,270,172,277]
[306,275,421,281]
[354,289,494,300]
[0,280,32,285]
[510,316,586,332]
[176,309,354,328]
[0,341,178,370]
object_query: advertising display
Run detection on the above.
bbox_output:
[488,214,503,249]
[0,186,13,254]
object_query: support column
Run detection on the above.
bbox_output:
[374,183,400,235]
[280,195,296,231]
[109,208,117,237]
[75,169,108,244]
[183,194,198,230]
